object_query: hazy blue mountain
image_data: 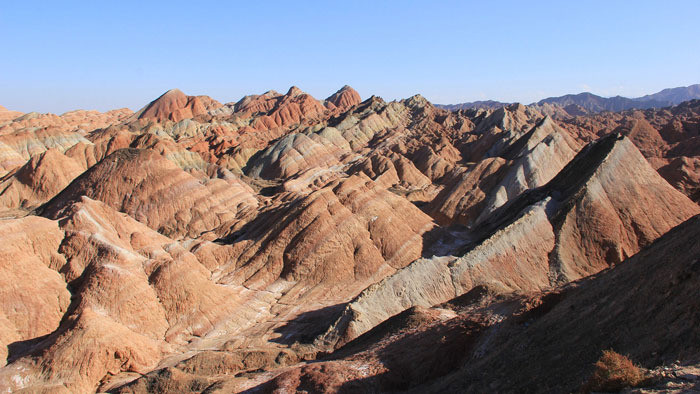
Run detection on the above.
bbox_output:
[634,84,700,103]
[436,100,511,111]
[535,92,669,112]
[438,84,700,113]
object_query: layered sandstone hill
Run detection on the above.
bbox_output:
[325,85,362,110]
[253,213,700,393]
[0,107,132,177]
[0,88,699,393]
[427,115,582,226]
[0,148,85,210]
[41,148,258,239]
[0,197,274,393]
[558,99,700,202]
[316,133,699,349]
[0,105,22,122]
[131,89,222,122]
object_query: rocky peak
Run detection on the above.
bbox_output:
[325,85,361,109]
[404,94,430,109]
[286,86,305,97]
[133,88,221,122]
[506,102,526,112]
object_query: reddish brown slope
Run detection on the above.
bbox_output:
[0,197,271,393]
[318,134,699,348]
[0,148,85,210]
[325,85,362,110]
[427,213,700,393]
[0,105,22,122]
[0,217,70,365]
[41,148,258,238]
[132,89,222,122]
[559,99,700,202]
[216,173,434,293]
[252,213,700,393]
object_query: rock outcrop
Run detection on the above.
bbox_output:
[254,213,700,393]
[41,148,258,238]
[0,148,85,210]
[0,197,271,392]
[217,174,434,293]
[132,89,222,122]
[325,85,362,109]
[429,116,582,226]
[559,99,700,202]
[0,216,70,365]
[319,134,699,347]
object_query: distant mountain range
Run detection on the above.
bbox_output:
[437,84,700,113]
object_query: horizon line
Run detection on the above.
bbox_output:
[3,82,699,115]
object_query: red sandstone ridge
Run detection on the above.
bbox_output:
[0,148,85,210]
[41,148,258,239]
[325,85,362,109]
[131,88,222,122]
[246,86,326,131]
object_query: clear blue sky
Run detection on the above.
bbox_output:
[2,0,699,113]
